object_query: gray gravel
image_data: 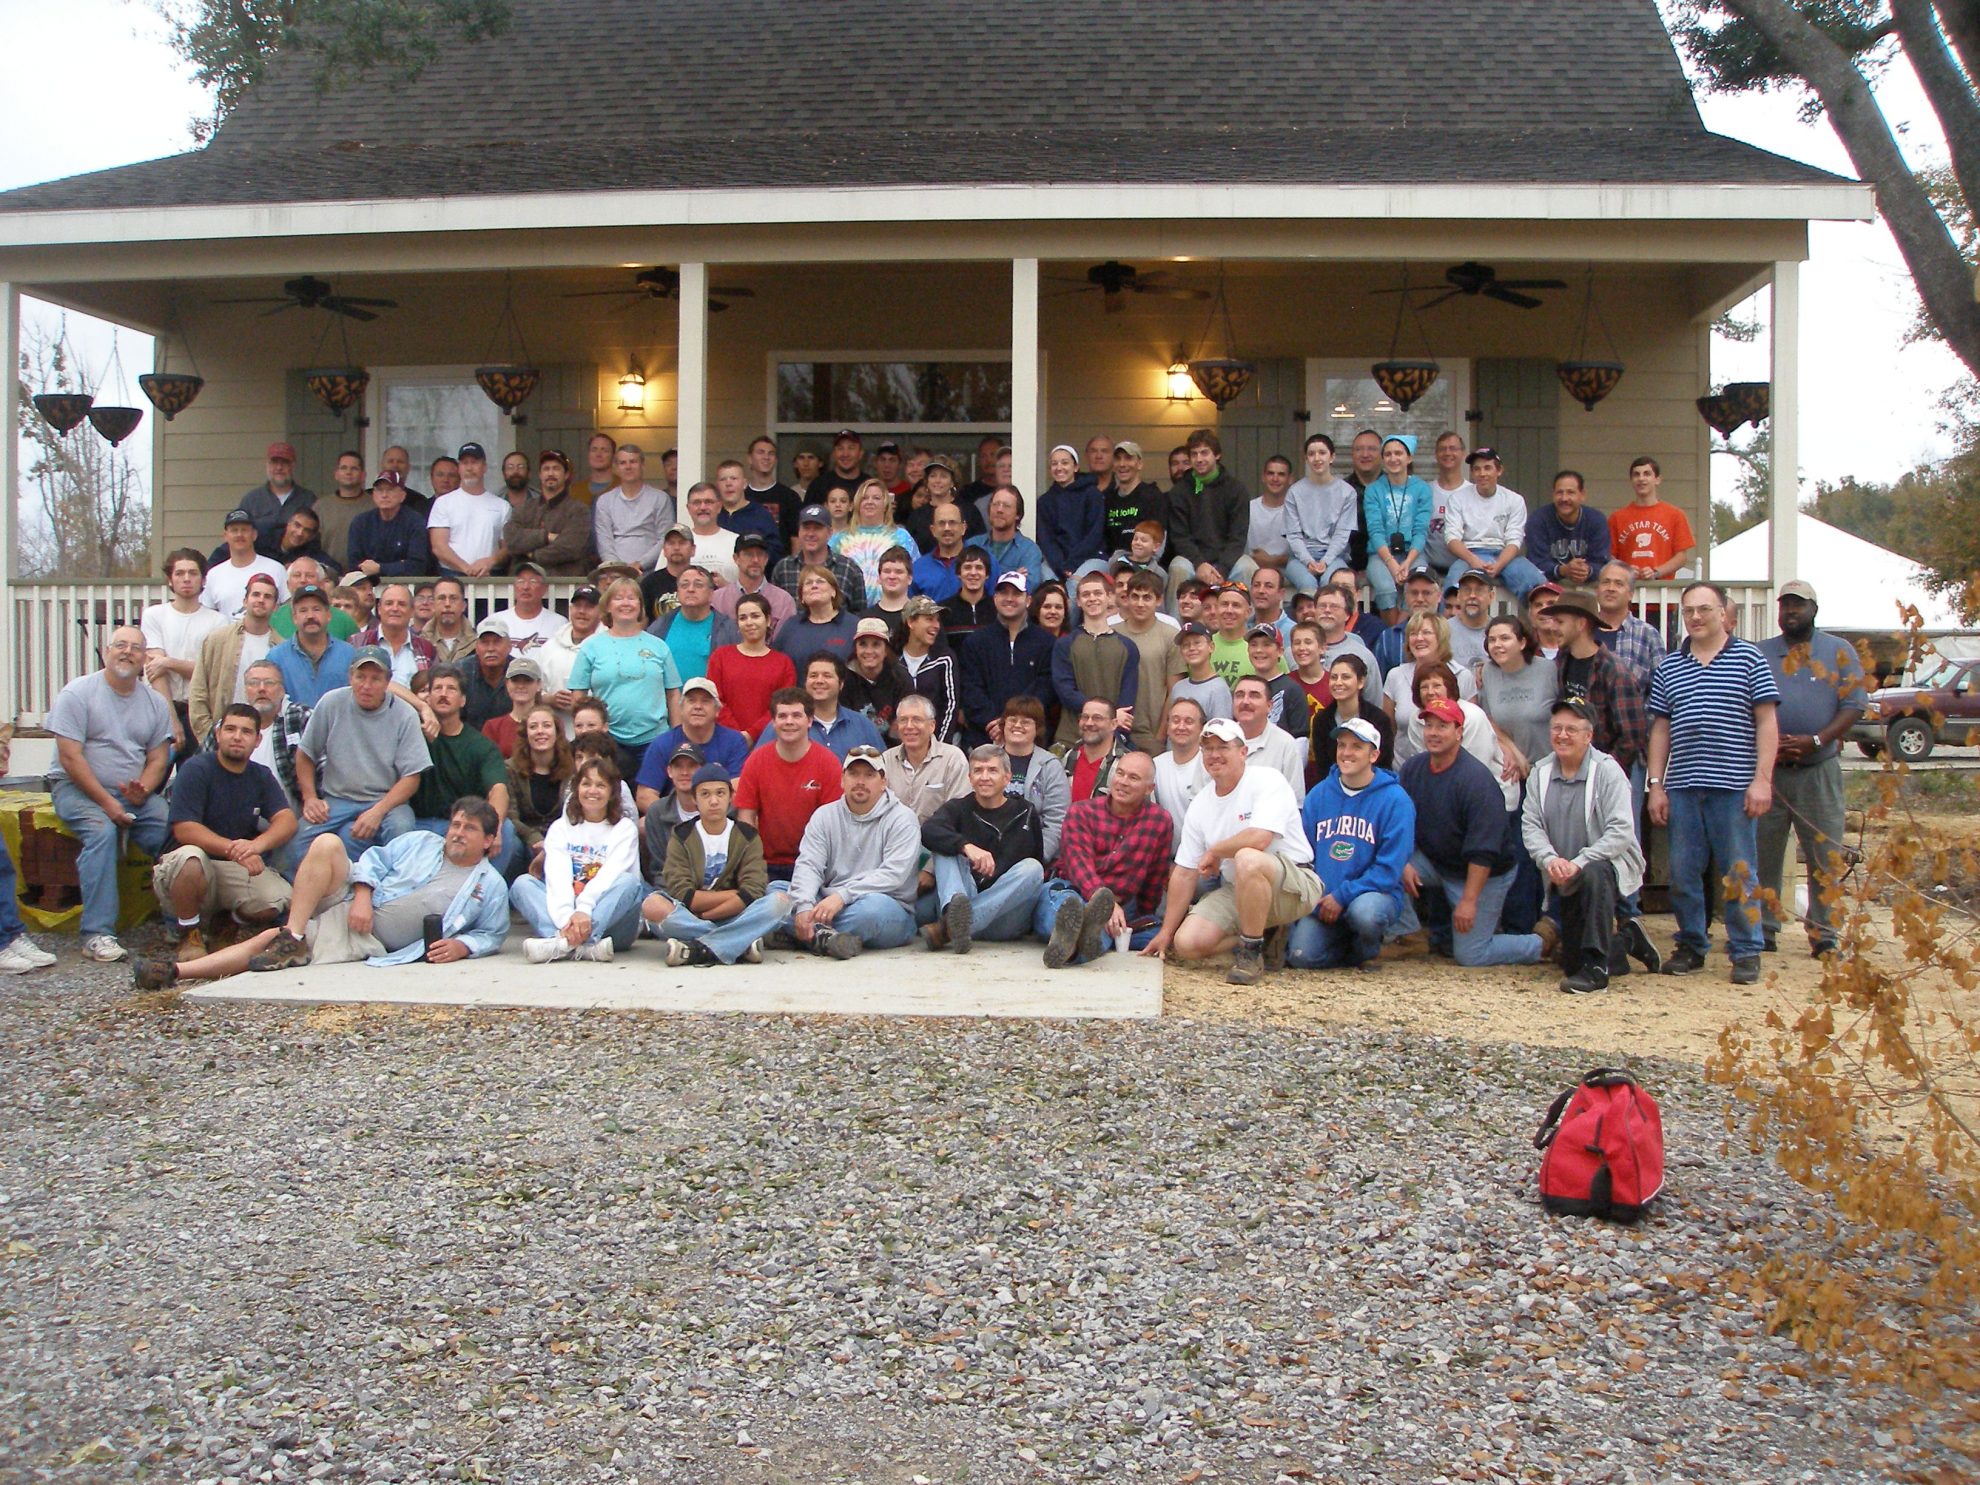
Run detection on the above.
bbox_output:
[0,933,1952,1482]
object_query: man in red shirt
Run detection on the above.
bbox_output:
[1607,456,1697,580]
[735,688,842,881]
[1058,696,1130,803]
[1033,749,1174,967]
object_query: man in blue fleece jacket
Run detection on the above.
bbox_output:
[1291,718,1415,970]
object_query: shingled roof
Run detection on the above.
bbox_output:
[0,0,1846,213]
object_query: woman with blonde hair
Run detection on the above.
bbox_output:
[567,576,683,781]
[830,478,920,605]
[1381,610,1478,749]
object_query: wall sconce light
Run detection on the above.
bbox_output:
[617,355,647,414]
[1166,360,1194,402]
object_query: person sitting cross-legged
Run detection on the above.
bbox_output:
[512,756,647,963]
[132,797,512,990]
[1290,718,1413,972]
[1035,749,1173,968]
[153,704,298,962]
[918,745,1048,953]
[787,745,923,959]
[643,763,793,966]
[1146,717,1324,986]
[1522,699,1647,994]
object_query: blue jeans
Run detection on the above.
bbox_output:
[1444,548,1545,600]
[414,815,523,878]
[50,781,170,938]
[1228,555,1322,596]
[511,871,649,944]
[930,855,1045,942]
[292,796,417,865]
[1029,877,1159,961]
[1665,785,1762,959]
[1287,891,1398,968]
[656,892,792,963]
[829,893,918,950]
[0,834,25,950]
[1365,559,1406,612]
[1406,849,1542,967]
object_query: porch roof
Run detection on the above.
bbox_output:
[0,0,1851,221]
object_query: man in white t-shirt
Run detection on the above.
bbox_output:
[1425,431,1472,580]
[428,442,510,577]
[1153,695,1210,824]
[1146,716,1322,985]
[202,508,289,618]
[143,547,229,752]
[486,563,561,655]
[682,482,739,585]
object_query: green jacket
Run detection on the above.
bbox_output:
[662,817,770,913]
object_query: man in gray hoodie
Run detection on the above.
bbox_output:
[788,744,924,959]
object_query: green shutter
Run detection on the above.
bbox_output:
[517,361,598,464]
[1473,358,1560,501]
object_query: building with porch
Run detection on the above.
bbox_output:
[0,0,1871,723]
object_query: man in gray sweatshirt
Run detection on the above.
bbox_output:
[788,744,924,958]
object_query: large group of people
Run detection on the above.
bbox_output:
[0,426,1862,1007]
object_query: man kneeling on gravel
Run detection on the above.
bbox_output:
[133,798,511,990]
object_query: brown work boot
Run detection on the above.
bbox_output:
[1227,938,1267,986]
[174,924,207,964]
[1534,916,1561,963]
[248,928,310,973]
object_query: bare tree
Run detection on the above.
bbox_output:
[14,323,152,578]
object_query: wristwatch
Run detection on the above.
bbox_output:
[1646,777,1662,787]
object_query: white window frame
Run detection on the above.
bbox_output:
[766,349,1022,441]
[1304,357,1473,445]
[362,364,504,470]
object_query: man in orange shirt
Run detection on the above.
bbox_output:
[1607,456,1696,580]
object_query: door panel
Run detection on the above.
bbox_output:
[1214,358,1305,492]
[1473,357,1560,504]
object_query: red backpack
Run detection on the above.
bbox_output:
[1533,1068,1664,1223]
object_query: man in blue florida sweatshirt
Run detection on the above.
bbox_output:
[1291,717,1415,970]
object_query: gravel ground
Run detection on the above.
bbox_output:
[0,934,1959,1484]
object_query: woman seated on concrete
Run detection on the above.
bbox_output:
[644,762,791,966]
[512,756,647,962]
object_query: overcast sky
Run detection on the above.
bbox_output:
[1,0,1966,511]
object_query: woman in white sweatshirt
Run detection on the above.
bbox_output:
[510,756,648,962]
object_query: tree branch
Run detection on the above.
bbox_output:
[1933,0,1980,94]
[1891,0,1980,229]
[1719,0,1980,381]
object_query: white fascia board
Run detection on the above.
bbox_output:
[0,179,1877,249]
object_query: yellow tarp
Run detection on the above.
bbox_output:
[0,790,158,934]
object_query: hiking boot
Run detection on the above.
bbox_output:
[1076,888,1116,965]
[1263,923,1289,972]
[1624,918,1662,973]
[1730,957,1761,985]
[81,934,128,963]
[1534,916,1561,961]
[247,928,309,973]
[813,927,863,960]
[921,921,949,952]
[572,940,613,963]
[175,926,208,964]
[1043,898,1083,969]
[741,939,764,964]
[131,955,178,992]
[1558,966,1610,995]
[1661,945,1706,977]
[1227,939,1267,986]
[526,936,573,964]
[941,893,973,955]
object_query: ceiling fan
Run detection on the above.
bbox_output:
[1045,260,1211,314]
[213,275,398,322]
[561,267,755,312]
[1377,261,1567,311]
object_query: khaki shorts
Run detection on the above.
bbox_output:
[1189,852,1324,937]
[302,893,388,966]
[152,844,292,918]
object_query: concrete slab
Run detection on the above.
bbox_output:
[182,933,1163,1020]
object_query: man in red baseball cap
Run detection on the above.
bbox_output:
[236,440,317,559]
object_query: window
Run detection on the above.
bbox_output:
[365,367,503,479]
[1307,358,1471,455]
[769,352,1012,481]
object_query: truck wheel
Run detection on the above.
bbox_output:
[1887,717,1933,762]
[1856,739,1884,759]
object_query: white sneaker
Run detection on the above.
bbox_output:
[665,938,692,968]
[8,936,56,968]
[0,941,50,974]
[573,939,613,963]
[81,935,127,963]
[524,936,572,964]
[741,939,764,964]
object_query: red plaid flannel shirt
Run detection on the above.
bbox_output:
[1056,796,1174,920]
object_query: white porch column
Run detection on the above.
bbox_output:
[1010,257,1041,537]
[0,283,17,725]
[1767,259,1800,589]
[675,260,709,490]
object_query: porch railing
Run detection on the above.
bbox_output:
[5,576,1776,727]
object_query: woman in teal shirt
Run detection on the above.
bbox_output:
[1362,433,1434,624]
[568,577,683,781]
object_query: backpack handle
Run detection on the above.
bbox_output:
[1533,1085,1576,1150]
[1583,1067,1638,1089]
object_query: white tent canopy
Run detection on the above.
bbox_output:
[1711,514,1967,632]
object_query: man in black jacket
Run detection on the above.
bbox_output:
[1165,428,1250,594]
[918,744,1047,952]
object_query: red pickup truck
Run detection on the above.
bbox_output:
[1852,657,1980,761]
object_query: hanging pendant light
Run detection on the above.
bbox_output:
[1185,265,1256,408]
[1556,265,1626,412]
[85,330,143,446]
[139,305,206,421]
[304,313,369,419]
[475,273,542,425]
[1695,381,1770,436]
[1371,269,1441,412]
[32,392,94,434]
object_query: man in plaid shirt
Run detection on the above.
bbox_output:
[221,658,312,811]
[771,504,869,614]
[1032,751,1174,967]
[1594,561,1666,691]
[1545,591,1647,774]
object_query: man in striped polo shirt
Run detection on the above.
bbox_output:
[1646,581,1779,984]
